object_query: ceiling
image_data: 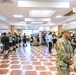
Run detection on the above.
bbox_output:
[0,0,76,29]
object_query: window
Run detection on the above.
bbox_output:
[33,30,39,34]
[22,30,39,37]
[22,30,28,35]
[27,30,32,36]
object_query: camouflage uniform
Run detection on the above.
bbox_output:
[56,37,73,75]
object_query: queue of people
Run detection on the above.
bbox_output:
[1,30,76,75]
[41,32,57,53]
[0,32,27,58]
[40,30,76,75]
[30,34,40,46]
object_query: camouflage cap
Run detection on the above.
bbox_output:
[62,29,72,34]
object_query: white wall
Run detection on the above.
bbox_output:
[50,26,58,32]
[67,24,76,29]
[39,26,58,32]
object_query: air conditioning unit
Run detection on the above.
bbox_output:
[0,0,13,3]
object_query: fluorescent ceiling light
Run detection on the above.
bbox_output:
[29,10,55,17]
[30,22,43,24]
[13,15,23,18]
[10,23,26,26]
[25,18,50,22]
[20,22,26,24]
[63,23,67,25]
[18,1,70,8]
[56,15,63,18]
[46,22,56,25]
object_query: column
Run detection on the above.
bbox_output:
[10,26,14,34]
[17,29,21,35]
[58,25,62,34]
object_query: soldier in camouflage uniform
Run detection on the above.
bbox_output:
[56,29,73,75]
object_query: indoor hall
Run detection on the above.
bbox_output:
[0,0,76,75]
[0,44,75,75]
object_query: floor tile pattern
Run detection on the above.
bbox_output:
[0,45,75,75]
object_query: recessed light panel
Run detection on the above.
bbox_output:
[29,10,55,17]
[56,15,63,18]
[18,1,70,8]
[25,18,50,22]
[20,22,26,24]
[30,22,43,24]
[13,15,23,18]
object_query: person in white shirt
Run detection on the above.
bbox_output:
[47,32,53,53]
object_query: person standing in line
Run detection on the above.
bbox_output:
[23,33,27,47]
[37,34,40,45]
[42,34,46,45]
[15,35,19,48]
[1,32,9,58]
[47,32,53,53]
[30,34,33,45]
[19,35,21,47]
[55,29,73,75]
[8,32,13,53]
[0,33,3,54]
[12,34,16,51]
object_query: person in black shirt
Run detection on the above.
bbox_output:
[1,32,9,58]
[70,33,75,52]
[19,35,21,47]
[37,34,40,45]
[15,35,19,48]
[42,34,46,45]
[8,32,13,53]
[71,38,76,52]
[30,34,33,45]
[23,33,27,47]
[12,34,16,51]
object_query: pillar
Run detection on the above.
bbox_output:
[10,26,14,34]
[17,29,21,35]
[58,25,62,34]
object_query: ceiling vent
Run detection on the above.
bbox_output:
[0,0,13,3]
[64,10,75,16]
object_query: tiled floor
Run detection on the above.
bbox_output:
[0,44,75,75]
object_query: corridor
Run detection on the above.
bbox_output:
[0,44,75,75]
